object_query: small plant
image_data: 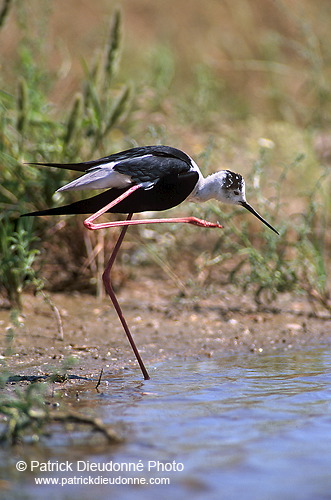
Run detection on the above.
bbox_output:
[0,217,42,310]
[0,378,121,444]
[0,382,48,444]
[67,9,132,158]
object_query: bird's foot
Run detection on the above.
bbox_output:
[188,217,223,229]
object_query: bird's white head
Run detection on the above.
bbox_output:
[193,169,279,235]
[193,170,247,204]
[217,170,247,205]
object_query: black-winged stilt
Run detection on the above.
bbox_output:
[23,145,279,379]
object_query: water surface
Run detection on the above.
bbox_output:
[3,345,331,500]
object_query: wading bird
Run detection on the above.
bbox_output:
[23,145,278,380]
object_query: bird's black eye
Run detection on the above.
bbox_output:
[233,190,239,196]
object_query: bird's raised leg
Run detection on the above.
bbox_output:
[83,184,223,231]
[102,213,150,380]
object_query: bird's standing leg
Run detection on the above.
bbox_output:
[102,213,150,380]
[83,184,222,380]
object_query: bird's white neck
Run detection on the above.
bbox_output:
[190,172,230,204]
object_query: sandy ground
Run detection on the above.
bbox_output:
[1,275,331,380]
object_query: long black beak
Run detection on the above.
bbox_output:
[240,201,279,235]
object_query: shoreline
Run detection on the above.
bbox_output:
[1,282,331,379]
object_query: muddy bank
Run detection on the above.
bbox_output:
[1,277,331,379]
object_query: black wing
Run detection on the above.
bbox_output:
[26,145,194,175]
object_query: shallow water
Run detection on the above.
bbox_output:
[3,345,331,500]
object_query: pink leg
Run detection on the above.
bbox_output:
[102,213,150,380]
[86,216,222,230]
[83,184,222,380]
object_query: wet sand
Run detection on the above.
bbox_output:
[1,276,331,379]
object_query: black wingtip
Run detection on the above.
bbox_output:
[24,161,88,172]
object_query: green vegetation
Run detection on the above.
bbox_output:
[0,217,41,310]
[0,0,330,315]
[0,380,48,444]
[0,376,120,444]
[207,150,330,310]
[0,7,131,308]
